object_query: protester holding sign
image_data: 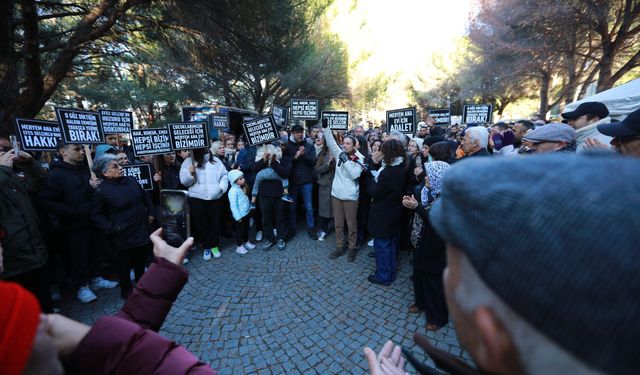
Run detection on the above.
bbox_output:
[179,146,229,261]
[322,122,364,262]
[90,155,154,300]
[40,141,118,303]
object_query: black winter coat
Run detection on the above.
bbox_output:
[0,161,48,278]
[286,139,316,185]
[90,176,153,250]
[414,204,447,273]
[39,160,93,230]
[367,161,406,238]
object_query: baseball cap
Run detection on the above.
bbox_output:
[523,123,575,143]
[597,108,640,138]
[561,102,609,120]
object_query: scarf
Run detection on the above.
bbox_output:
[421,161,450,206]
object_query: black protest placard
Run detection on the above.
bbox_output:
[211,114,229,129]
[122,164,154,191]
[168,122,209,151]
[243,115,279,146]
[428,108,451,126]
[55,107,104,144]
[290,99,319,120]
[386,107,416,134]
[15,118,62,151]
[321,111,349,130]
[271,105,289,128]
[462,104,493,124]
[130,128,172,157]
[98,109,133,134]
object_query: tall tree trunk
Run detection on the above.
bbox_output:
[597,41,614,92]
[539,70,550,120]
[0,1,18,136]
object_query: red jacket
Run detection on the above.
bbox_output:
[64,257,216,374]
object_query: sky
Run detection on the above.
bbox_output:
[328,0,474,110]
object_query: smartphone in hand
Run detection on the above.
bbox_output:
[9,135,19,157]
[160,189,190,247]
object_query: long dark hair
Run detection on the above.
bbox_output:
[191,148,214,169]
[380,139,405,165]
[355,135,370,160]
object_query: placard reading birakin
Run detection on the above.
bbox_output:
[168,122,209,150]
[290,99,319,120]
[122,164,154,191]
[428,108,451,126]
[15,118,63,151]
[130,128,172,157]
[55,107,104,144]
[462,104,493,124]
[243,115,279,146]
[321,111,349,130]
[98,109,133,134]
[386,107,416,134]
[271,105,289,127]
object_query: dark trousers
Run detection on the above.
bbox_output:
[233,215,250,246]
[247,185,262,232]
[66,228,99,288]
[189,197,222,249]
[6,266,53,313]
[356,195,370,246]
[374,235,398,283]
[259,196,286,242]
[116,243,150,297]
[414,270,449,327]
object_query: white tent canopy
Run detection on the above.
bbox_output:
[565,78,640,119]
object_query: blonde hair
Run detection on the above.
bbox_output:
[210,140,223,156]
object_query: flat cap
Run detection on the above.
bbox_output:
[429,154,640,375]
[523,122,575,143]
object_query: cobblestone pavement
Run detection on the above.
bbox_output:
[59,228,471,374]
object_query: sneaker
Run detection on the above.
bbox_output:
[236,245,248,255]
[212,247,221,258]
[281,194,294,203]
[368,238,374,247]
[244,241,256,250]
[203,248,212,261]
[90,277,118,290]
[262,240,275,251]
[255,230,263,242]
[277,239,286,250]
[182,258,189,265]
[317,230,327,241]
[77,285,98,303]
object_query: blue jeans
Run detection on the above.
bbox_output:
[374,235,398,283]
[289,182,315,229]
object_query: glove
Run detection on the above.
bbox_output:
[337,152,348,166]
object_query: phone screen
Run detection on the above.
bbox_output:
[9,135,19,156]
[161,190,190,247]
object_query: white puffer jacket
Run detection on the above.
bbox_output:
[322,126,363,201]
[179,153,229,200]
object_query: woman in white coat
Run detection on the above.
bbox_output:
[180,142,228,260]
[322,122,365,262]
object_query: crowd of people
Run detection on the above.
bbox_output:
[1,101,639,374]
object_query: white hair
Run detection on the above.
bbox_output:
[455,254,603,375]
[389,130,408,147]
[465,127,489,149]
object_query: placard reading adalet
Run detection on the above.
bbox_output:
[386,107,416,134]
[321,111,349,130]
[428,108,451,126]
[243,115,279,146]
[55,107,104,144]
[462,104,493,124]
[122,164,154,191]
[98,109,133,134]
[15,118,62,151]
[290,99,319,120]
[168,122,209,151]
[130,128,172,157]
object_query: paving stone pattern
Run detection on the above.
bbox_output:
[59,229,471,374]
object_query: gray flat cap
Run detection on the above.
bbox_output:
[429,154,640,375]
[523,122,575,143]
